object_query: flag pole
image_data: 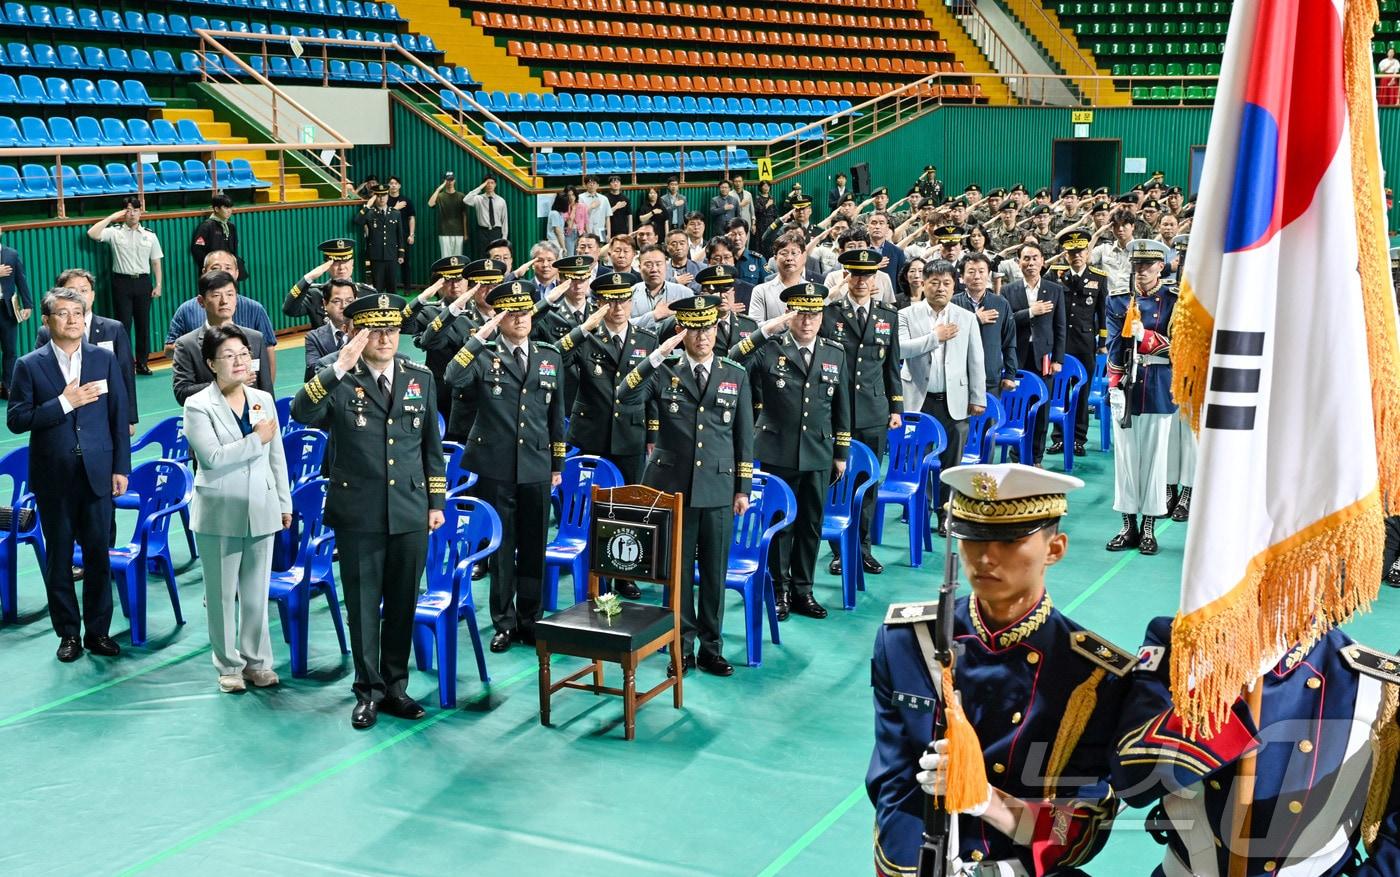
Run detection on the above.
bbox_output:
[1226,683,1264,877]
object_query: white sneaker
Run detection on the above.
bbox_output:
[242,667,280,688]
[219,674,247,693]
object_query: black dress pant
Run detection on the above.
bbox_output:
[368,260,398,295]
[679,503,733,659]
[600,451,645,486]
[110,273,152,367]
[763,465,828,598]
[36,458,113,639]
[921,393,969,511]
[0,309,17,390]
[477,476,550,635]
[337,528,428,702]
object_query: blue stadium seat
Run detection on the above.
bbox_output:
[575,94,593,112]
[621,94,638,113]
[641,151,661,173]
[3,3,28,25]
[419,35,436,53]
[606,94,623,112]
[183,159,212,190]
[149,118,180,145]
[124,11,146,32]
[146,12,169,34]
[550,121,568,140]
[796,99,814,116]
[21,163,54,197]
[268,56,291,78]
[365,61,383,82]
[734,147,754,168]
[591,151,613,174]
[99,9,119,30]
[168,14,192,36]
[693,121,711,139]
[127,118,155,144]
[453,67,472,86]
[212,159,232,188]
[153,50,178,74]
[736,122,754,139]
[101,117,131,145]
[331,59,352,80]
[71,78,98,103]
[681,96,698,115]
[134,162,167,192]
[677,121,695,140]
[29,5,53,27]
[176,119,207,145]
[563,153,582,175]
[104,162,137,194]
[636,95,654,113]
[289,58,311,78]
[97,79,126,105]
[584,121,602,142]
[0,74,16,103]
[0,165,23,200]
[47,115,78,146]
[18,115,48,146]
[543,153,565,176]
[231,158,266,188]
[77,164,111,195]
[73,115,104,146]
[646,120,664,140]
[557,92,576,112]
[617,120,635,140]
[539,93,558,112]
[686,150,705,171]
[18,75,51,104]
[658,152,678,174]
[703,149,723,170]
[37,44,64,68]
[567,120,586,140]
[439,88,458,111]
[599,121,617,142]
[53,6,77,28]
[157,160,189,190]
[129,50,155,74]
[5,43,29,67]
[740,97,757,116]
[0,116,19,146]
[55,164,87,197]
[107,48,132,73]
[123,80,159,106]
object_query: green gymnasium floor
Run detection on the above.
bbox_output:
[2,337,1398,876]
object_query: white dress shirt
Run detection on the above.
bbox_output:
[53,341,83,414]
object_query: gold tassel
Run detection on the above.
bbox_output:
[1169,282,1213,432]
[1363,682,1400,852]
[1044,668,1106,796]
[1121,294,1140,338]
[1344,0,1400,512]
[941,664,990,813]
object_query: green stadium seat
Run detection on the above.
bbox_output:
[1165,63,1183,75]
[1206,63,1221,75]
[1167,85,1185,99]
[1149,86,1168,101]
[1130,63,1145,75]
[1206,85,1217,99]
[1132,86,1149,101]
[1186,62,1203,75]
[1147,63,1163,76]
[1185,85,1205,100]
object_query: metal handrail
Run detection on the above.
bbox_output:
[995,0,1103,88]
[950,0,1034,84]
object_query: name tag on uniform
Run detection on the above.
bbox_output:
[97,340,115,353]
[893,691,935,713]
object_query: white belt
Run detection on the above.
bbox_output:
[1138,355,1170,366]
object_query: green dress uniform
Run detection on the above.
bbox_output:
[443,281,566,643]
[530,255,597,414]
[821,251,902,556]
[414,258,507,441]
[290,294,447,710]
[730,283,851,614]
[352,188,406,295]
[282,238,357,328]
[617,295,754,666]
[557,271,657,484]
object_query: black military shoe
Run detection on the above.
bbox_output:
[1170,487,1192,522]
[1047,441,1065,455]
[380,694,426,720]
[861,551,884,575]
[1073,441,1087,456]
[490,631,512,653]
[774,589,790,622]
[666,654,696,677]
[613,580,642,599]
[56,636,83,663]
[790,593,828,619]
[698,653,734,676]
[1139,516,1160,555]
[351,700,378,730]
[1106,514,1140,551]
[1165,485,1180,517]
[828,555,842,576]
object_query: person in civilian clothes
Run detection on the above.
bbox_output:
[1047,229,1109,457]
[1002,242,1067,465]
[616,295,754,677]
[292,294,447,729]
[0,226,33,398]
[171,272,274,405]
[952,252,1018,400]
[42,269,138,437]
[7,287,131,661]
[821,248,903,576]
[730,285,850,620]
[302,279,357,381]
[444,281,566,654]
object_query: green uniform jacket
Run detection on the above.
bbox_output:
[291,355,446,534]
[730,331,851,472]
[416,301,490,438]
[657,311,758,355]
[443,335,566,483]
[558,321,659,456]
[618,353,753,508]
[820,298,903,430]
[352,206,406,263]
[283,278,329,328]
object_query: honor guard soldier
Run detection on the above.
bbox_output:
[291,293,447,730]
[822,248,902,576]
[416,258,507,441]
[868,464,1133,877]
[1112,619,1400,876]
[1105,240,1177,555]
[283,238,358,329]
[616,295,754,677]
[444,281,566,654]
[914,165,944,204]
[353,183,406,295]
[1165,234,1195,523]
[1048,228,1109,457]
[730,284,850,621]
[656,265,759,353]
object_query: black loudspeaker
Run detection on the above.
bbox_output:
[851,162,872,197]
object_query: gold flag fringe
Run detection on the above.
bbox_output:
[1346,0,1400,513]
[1169,283,1212,432]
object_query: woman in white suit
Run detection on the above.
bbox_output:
[183,325,293,693]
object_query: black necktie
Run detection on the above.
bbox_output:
[612,334,623,353]
[694,363,708,394]
[335,331,344,348]
[801,348,812,369]
[515,348,527,376]
[377,373,390,399]
[857,306,867,331]
[488,197,496,227]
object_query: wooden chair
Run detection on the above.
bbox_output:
[535,485,685,741]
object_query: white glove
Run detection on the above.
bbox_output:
[1108,387,1125,423]
[1131,319,1145,342]
[916,739,991,817]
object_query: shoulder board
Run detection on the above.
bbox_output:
[1343,644,1400,684]
[874,302,899,314]
[1048,265,1068,273]
[719,356,743,370]
[884,601,939,625]
[815,336,830,348]
[398,357,432,373]
[1087,266,1109,276]
[632,326,658,342]
[1160,281,1179,294]
[1069,630,1137,677]
[533,341,560,354]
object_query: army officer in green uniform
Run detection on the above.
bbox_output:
[292,293,447,730]
[444,281,566,654]
[283,237,360,329]
[618,295,754,677]
[730,283,851,621]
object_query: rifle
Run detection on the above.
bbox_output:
[917,523,963,877]
[1117,293,1141,429]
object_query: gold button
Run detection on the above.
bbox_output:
[1299,740,1313,753]
[1264,861,1277,872]
[387,418,393,424]
[1306,677,1321,689]
[970,851,984,862]
[1011,711,1022,724]
[1026,653,1039,664]
[1074,633,1086,643]
[387,459,394,466]
[388,438,394,445]
[992,763,1005,774]
[1288,801,1303,814]
[1209,780,1221,790]
[388,479,395,485]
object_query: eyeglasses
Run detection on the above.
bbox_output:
[215,351,252,363]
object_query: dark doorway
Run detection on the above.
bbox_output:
[1052,139,1121,196]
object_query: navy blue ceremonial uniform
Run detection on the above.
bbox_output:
[868,593,1130,876]
[1111,618,1400,877]
[1105,280,1177,416]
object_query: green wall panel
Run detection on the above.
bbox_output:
[2,202,356,355]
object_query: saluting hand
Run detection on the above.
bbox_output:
[761,311,795,337]
[474,310,506,342]
[657,331,686,357]
[304,260,333,284]
[335,328,371,374]
[583,304,610,332]
[545,283,570,305]
[417,277,445,304]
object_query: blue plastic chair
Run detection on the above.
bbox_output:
[412,495,500,707]
[1045,355,1088,472]
[961,393,1003,465]
[0,446,46,622]
[994,372,1049,463]
[122,416,197,561]
[1087,352,1111,451]
[282,428,327,488]
[110,460,192,646]
[724,470,794,667]
[872,413,945,568]
[543,455,624,611]
[268,478,347,677]
[820,440,879,610]
[441,441,476,497]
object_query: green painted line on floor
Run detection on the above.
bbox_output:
[116,665,538,876]
[755,785,867,877]
[0,644,212,729]
[757,520,1176,875]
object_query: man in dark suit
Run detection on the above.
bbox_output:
[171,271,274,405]
[45,268,138,433]
[0,227,33,398]
[617,296,754,677]
[7,287,131,662]
[1002,242,1067,465]
[302,278,356,381]
[827,173,850,211]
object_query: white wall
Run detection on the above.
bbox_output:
[208,84,392,145]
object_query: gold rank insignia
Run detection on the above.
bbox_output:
[427,476,447,495]
[1071,630,1137,677]
[884,601,939,625]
